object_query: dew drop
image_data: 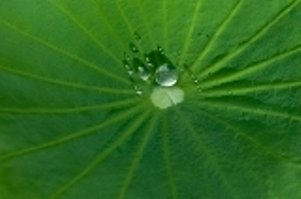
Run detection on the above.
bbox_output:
[145,56,150,63]
[122,60,130,70]
[138,66,150,81]
[128,69,134,76]
[134,85,143,96]
[136,90,143,96]
[158,46,164,54]
[155,64,178,87]
[134,31,142,42]
[122,59,135,77]
[129,43,139,53]
[132,58,150,81]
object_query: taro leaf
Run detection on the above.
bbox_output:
[1,0,301,199]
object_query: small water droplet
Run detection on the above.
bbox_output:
[158,46,164,54]
[128,69,134,76]
[122,59,136,78]
[147,63,154,69]
[134,31,142,42]
[129,43,139,53]
[155,64,178,87]
[134,85,143,96]
[138,66,150,81]
[145,56,150,63]
[123,52,131,60]
[122,60,130,70]
[136,90,143,96]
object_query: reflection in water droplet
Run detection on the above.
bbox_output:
[129,43,139,53]
[155,64,178,87]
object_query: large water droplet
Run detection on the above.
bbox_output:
[155,64,178,87]
[129,43,139,53]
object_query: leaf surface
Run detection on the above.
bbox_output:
[1,0,301,198]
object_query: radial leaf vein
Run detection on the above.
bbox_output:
[162,114,178,199]
[46,0,121,63]
[201,45,301,89]
[0,103,146,162]
[202,80,301,98]
[51,111,151,199]
[174,108,239,199]
[197,0,300,79]
[162,0,169,49]
[0,64,133,95]
[0,19,129,84]
[197,101,301,121]
[114,0,145,55]
[198,109,301,165]
[178,0,204,66]
[90,0,127,50]
[0,98,138,114]
[118,113,159,199]
[190,0,244,71]
[137,0,156,48]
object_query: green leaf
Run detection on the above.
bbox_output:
[1,0,301,198]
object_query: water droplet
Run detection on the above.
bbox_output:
[122,59,135,77]
[122,60,130,70]
[123,52,131,60]
[132,58,150,81]
[136,90,143,96]
[147,63,154,69]
[138,66,150,81]
[134,31,142,42]
[129,43,139,53]
[145,56,150,63]
[155,64,178,87]
[134,85,143,96]
[158,46,164,54]
[128,69,134,76]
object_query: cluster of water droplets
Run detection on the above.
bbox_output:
[122,36,179,96]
